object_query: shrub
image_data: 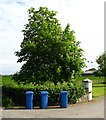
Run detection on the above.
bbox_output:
[2,80,85,107]
[2,96,14,107]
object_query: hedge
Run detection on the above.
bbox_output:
[2,81,85,107]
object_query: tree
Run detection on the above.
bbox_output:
[96,52,106,77]
[13,7,86,85]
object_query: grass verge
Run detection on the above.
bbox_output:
[92,84,106,98]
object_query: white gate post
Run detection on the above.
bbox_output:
[82,78,92,101]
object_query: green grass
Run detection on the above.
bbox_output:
[1,75,13,85]
[1,75,104,85]
[76,75,104,81]
[92,84,106,98]
[0,75,2,86]
[75,75,104,85]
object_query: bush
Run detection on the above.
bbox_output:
[2,80,85,107]
[2,96,14,107]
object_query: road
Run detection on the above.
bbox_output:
[1,96,105,118]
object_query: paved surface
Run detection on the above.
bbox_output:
[0,97,105,118]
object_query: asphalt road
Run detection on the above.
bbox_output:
[1,97,105,118]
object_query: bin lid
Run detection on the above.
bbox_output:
[40,91,48,94]
[25,91,33,95]
[61,91,68,94]
[82,78,92,83]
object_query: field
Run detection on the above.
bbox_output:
[1,75,106,98]
[0,75,2,86]
[75,75,104,84]
[1,75,105,84]
[1,75,12,85]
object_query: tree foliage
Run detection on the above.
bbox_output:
[13,7,85,85]
[96,52,106,77]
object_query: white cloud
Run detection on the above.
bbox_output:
[0,63,22,75]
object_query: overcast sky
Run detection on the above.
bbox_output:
[0,0,104,75]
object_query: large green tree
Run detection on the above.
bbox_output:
[96,52,106,77]
[13,7,85,85]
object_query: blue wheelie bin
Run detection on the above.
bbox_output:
[60,91,68,108]
[25,91,34,109]
[40,91,49,109]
